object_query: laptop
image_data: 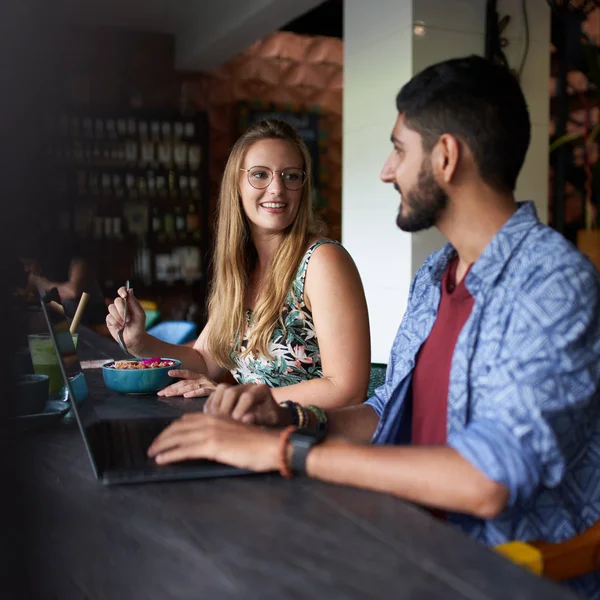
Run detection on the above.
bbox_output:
[40,289,252,485]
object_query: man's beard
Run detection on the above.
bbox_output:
[396,158,448,232]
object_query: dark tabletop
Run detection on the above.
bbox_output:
[19,327,577,600]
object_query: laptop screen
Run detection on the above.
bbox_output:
[38,289,249,483]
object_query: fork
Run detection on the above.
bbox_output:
[117,280,133,357]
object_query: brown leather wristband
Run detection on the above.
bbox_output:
[278,425,297,479]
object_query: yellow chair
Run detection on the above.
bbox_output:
[139,299,158,310]
[495,520,600,581]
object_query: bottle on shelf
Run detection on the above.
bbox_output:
[125,139,138,164]
[184,121,195,139]
[174,205,186,241]
[168,170,178,200]
[188,144,202,171]
[100,172,112,197]
[147,171,157,198]
[163,209,175,242]
[161,121,172,139]
[112,214,123,240]
[103,213,113,240]
[186,201,201,241]
[137,174,148,198]
[173,141,188,170]
[189,175,201,199]
[127,117,137,137]
[125,173,137,199]
[179,174,189,198]
[156,173,167,198]
[112,173,124,199]
[140,138,154,168]
[158,139,173,169]
[152,204,164,243]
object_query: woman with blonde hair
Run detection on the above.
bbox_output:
[106,119,370,416]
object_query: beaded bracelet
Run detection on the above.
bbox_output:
[296,403,308,428]
[280,400,299,426]
[305,405,328,432]
[278,425,297,479]
[281,400,319,430]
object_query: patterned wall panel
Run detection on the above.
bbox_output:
[186,31,343,240]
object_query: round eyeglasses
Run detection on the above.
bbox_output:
[240,166,306,191]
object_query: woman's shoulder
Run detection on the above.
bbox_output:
[297,237,357,286]
[303,236,344,257]
[301,237,363,311]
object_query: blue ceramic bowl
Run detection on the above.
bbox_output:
[102,359,181,394]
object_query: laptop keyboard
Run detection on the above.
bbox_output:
[102,419,173,471]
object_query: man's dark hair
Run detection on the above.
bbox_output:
[396,55,530,193]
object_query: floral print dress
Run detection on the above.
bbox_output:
[230,239,341,387]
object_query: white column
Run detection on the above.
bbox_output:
[342,0,550,363]
[342,0,415,363]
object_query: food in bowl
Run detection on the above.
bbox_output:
[111,358,178,370]
[102,358,181,394]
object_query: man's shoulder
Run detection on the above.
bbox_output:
[511,223,600,291]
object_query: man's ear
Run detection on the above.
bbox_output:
[432,133,460,184]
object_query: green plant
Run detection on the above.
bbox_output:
[550,33,600,230]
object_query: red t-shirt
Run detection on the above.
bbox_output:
[411,256,474,446]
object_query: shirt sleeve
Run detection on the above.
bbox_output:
[448,260,600,507]
[365,262,427,417]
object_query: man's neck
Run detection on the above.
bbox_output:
[437,186,518,284]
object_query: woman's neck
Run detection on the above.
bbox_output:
[251,230,284,272]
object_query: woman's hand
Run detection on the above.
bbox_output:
[157,371,218,398]
[147,413,280,472]
[204,383,289,426]
[105,286,147,354]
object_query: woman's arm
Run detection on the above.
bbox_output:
[106,286,224,378]
[156,323,227,395]
[135,323,226,380]
[271,242,371,409]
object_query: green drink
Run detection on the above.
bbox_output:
[28,333,79,398]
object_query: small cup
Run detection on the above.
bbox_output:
[14,374,50,416]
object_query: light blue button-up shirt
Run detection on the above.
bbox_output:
[366,202,600,597]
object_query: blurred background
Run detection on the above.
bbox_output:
[5,0,600,366]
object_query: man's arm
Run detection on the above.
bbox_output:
[29,258,88,301]
[326,403,380,443]
[306,439,509,519]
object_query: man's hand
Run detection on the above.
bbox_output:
[157,371,217,398]
[204,383,289,427]
[147,413,280,472]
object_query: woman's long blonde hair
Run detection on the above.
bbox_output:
[206,119,324,369]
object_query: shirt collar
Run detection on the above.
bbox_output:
[427,201,540,290]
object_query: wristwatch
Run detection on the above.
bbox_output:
[289,427,327,475]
